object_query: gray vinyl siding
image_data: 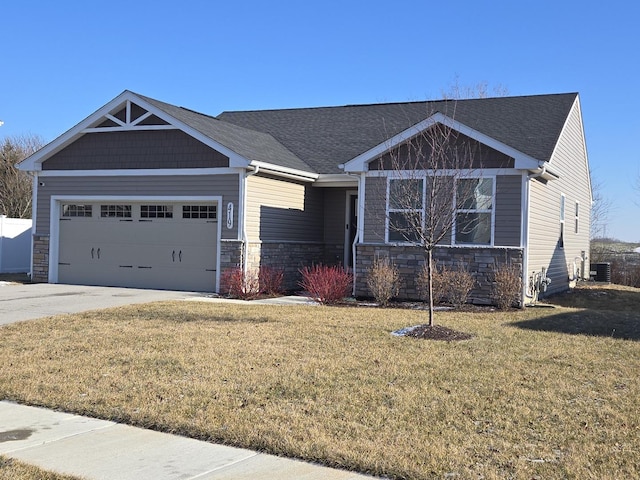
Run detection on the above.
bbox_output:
[494,175,522,247]
[245,174,323,242]
[43,130,230,170]
[527,98,591,297]
[35,174,240,239]
[323,188,349,244]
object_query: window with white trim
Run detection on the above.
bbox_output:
[387,178,424,243]
[454,177,493,245]
[559,194,566,248]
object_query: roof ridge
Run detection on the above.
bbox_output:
[219,92,579,115]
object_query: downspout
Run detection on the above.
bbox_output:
[520,172,530,304]
[242,165,259,278]
[29,172,38,280]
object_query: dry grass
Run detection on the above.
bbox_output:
[0,456,81,480]
[1,285,639,479]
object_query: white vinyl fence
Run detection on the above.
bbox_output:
[0,216,32,273]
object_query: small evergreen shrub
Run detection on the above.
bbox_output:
[299,264,352,305]
[490,263,522,309]
[366,257,400,306]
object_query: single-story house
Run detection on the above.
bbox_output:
[18,90,591,303]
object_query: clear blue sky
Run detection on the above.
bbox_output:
[2,0,639,241]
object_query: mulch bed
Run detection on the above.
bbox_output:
[404,324,475,341]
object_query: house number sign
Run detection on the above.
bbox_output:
[226,202,234,229]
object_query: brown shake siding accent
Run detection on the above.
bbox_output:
[245,174,323,242]
[43,130,230,170]
[368,132,514,170]
[35,174,241,240]
[494,175,522,247]
[363,177,387,243]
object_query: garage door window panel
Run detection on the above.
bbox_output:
[62,204,93,218]
[101,205,132,218]
[183,205,217,219]
[141,205,173,219]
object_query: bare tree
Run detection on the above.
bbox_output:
[0,134,45,218]
[375,118,485,326]
[590,169,612,240]
[441,76,510,100]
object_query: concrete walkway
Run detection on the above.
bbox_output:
[0,402,376,480]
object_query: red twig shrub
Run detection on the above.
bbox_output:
[220,267,260,300]
[259,266,285,296]
[299,264,353,305]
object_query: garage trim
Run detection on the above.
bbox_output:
[49,195,222,291]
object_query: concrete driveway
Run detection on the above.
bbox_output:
[0,283,205,325]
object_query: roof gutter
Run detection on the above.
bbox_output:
[249,161,318,183]
[528,163,559,181]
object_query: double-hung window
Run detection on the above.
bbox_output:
[387,177,424,243]
[455,177,493,245]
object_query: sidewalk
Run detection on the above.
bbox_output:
[0,402,377,480]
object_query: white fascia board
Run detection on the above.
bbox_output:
[18,91,252,172]
[366,168,522,178]
[38,167,242,177]
[249,161,319,182]
[313,174,358,187]
[342,112,541,173]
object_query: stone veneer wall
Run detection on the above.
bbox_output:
[245,241,326,291]
[355,244,524,304]
[31,234,50,282]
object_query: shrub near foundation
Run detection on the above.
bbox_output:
[299,264,352,304]
[418,262,475,306]
[490,262,522,309]
[366,257,400,306]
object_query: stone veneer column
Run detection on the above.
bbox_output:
[31,234,50,282]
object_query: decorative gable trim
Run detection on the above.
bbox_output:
[340,112,543,173]
[18,91,252,172]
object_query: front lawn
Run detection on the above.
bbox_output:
[0,456,80,480]
[1,286,639,479]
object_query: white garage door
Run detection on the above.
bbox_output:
[57,202,218,291]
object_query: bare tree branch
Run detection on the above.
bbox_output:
[0,134,45,218]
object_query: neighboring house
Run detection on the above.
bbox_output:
[18,90,591,304]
